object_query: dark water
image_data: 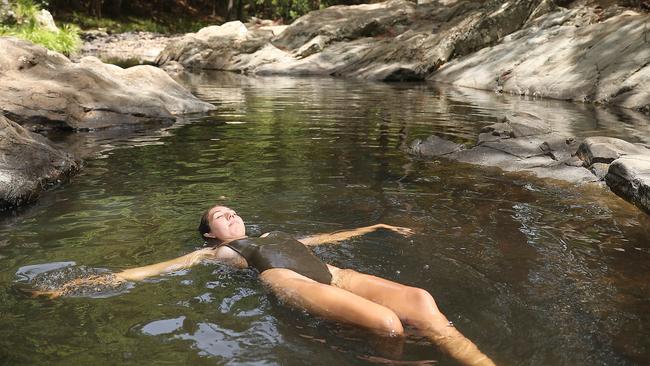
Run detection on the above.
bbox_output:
[1,72,650,366]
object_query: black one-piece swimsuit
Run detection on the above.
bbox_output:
[220,231,332,284]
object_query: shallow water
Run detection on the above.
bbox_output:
[1,72,650,365]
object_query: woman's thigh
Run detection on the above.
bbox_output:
[327,265,449,329]
[259,268,403,336]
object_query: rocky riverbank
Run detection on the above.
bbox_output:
[0,36,215,211]
[154,0,649,112]
[76,30,181,66]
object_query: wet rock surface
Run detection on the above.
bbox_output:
[409,112,599,184]
[0,114,80,211]
[0,37,215,132]
[156,0,649,110]
[408,111,650,212]
[0,37,215,211]
[606,155,650,213]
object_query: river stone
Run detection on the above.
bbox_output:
[0,114,80,211]
[408,135,463,157]
[605,155,650,213]
[34,9,59,33]
[0,37,215,131]
[575,137,650,166]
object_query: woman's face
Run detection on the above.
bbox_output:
[204,206,246,241]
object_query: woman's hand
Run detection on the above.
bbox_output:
[374,224,414,237]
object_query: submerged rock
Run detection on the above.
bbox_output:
[408,111,650,213]
[408,135,464,157]
[408,112,598,184]
[0,37,215,131]
[0,114,80,211]
[606,155,650,213]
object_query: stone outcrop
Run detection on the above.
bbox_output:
[0,114,80,211]
[605,155,650,213]
[155,0,650,111]
[0,37,215,131]
[157,0,546,80]
[408,113,650,211]
[431,7,650,112]
[409,111,598,183]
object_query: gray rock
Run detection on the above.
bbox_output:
[408,135,463,157]
[34,9,58,33]
[0,37,215,131]
[0,114,80,211]
[154,21,280,72]
[77,31,178,65]
[589,162,611,180]
[432,8,650,111]
[575,136,649,166]
[606,155,650,213]
[156,0,543,82]
[410,109,600,184]
[295,35,328,59]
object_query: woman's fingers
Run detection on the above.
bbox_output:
[393,226,414,237]
[380,224,415,237]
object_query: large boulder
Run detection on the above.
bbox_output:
[606,155,650,213]
[0,37,215,131]
[154,21,285,72]
[431,7,650,112]
[0,114,80,211]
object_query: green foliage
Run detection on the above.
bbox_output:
[0,0,81,55]
[68,11,211,34]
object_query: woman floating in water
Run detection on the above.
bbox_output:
[33,205,495,366]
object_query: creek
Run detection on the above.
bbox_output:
[1,72,649,365]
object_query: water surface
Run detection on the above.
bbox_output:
[1,72,649,365]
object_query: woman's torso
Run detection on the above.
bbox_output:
[221,231,332,284]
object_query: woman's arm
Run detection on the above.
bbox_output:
[298,224,414,246]
[27,247,246,299]
[116,246,246,281]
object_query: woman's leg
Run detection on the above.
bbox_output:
[259,268,404,336]
[327,265,496,366]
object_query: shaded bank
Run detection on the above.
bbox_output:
[0,114,80,211]
[0,36,215,211]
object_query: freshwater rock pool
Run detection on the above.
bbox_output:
[1,72,649,365]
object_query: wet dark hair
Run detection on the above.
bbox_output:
[198,207,212,242]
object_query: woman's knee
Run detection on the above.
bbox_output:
[374,309,404,336]
[407,287,440,313]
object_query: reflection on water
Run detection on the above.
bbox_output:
[0,72,649,365]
